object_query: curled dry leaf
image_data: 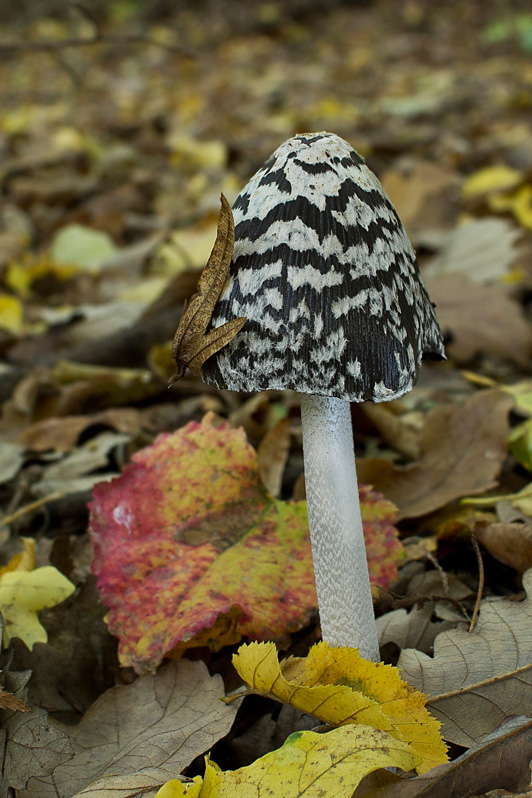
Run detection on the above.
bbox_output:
[399,568,532,747]
[232,641,448,775]
[476,522,532,573]
[170,194,246,382]
[357,390,513,519]
[0,686,30,713]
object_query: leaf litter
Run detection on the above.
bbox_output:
[2,2,532,796]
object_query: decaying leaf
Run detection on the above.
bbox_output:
[0,686,30,713]
[424,274,532,367]
[20,659,238,798]
[399,568,532,747]
[257,417,291,498]
[357,390,513,519]
[18,408,146,453]
[424,218,522,284]
[354,716,532,798]
[232,641,448,775]
[170,194,246,381]
[156,725,419,798]
[377,604,456,656]
[89,413,403,672]
[1,659,74,795]
[476,522,532,573]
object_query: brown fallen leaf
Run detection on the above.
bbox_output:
[20,659,239,798]
[357,389,513,519]
[377,603,457,655]
[170,194,246,382]
[476,522,532,573]
[1,662,73,794]
[0,686,30,713]
[398,569,532,747]
[17,408,147,453]
[424,218,522,284]
[257,417,291,498]
[424,274,532,367]
[355,716,532,798]
[381,161,457,231]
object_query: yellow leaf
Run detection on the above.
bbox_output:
[233,641,448,775]
[0,538,36,578]
[0,566,75,648]
[463,482,532,516]
[6,254,78,299]
[169,137,227,170]
[461,165,522,198]
[490,185,532,230]
[156,725,418,797]
[156,778,202,798]
[0,294,24,334]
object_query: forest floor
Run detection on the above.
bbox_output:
[1,1,532,796]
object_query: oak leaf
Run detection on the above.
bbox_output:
[357,390,513,519]
[170,194,246,381]
[232,641,448,775]
[424,274,532,367]
[155,725,418,798]
[20,659,237,798]
[354,716,532,798]
[399,568,532,747]
[89,413,403,673]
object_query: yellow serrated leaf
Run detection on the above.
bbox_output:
[0,566,76,648]
[170,194,246,382]
[233,641,448,775]
[156,725,418,797]
[156,778,202,798]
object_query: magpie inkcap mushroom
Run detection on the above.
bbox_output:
[202,132,445,660]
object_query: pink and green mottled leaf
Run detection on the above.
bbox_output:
[89,413,403,673]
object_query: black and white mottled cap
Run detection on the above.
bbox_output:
[201,132,445,402]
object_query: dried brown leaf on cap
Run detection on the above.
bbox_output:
[357,389,513,519]
[170,194,246,383]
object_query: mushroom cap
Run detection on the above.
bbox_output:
[201,132,445,401]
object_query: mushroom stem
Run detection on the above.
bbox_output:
[300,394,380,662]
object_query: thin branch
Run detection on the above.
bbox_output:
[469,535,485,633]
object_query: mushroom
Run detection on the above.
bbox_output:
[201,132,445,662]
